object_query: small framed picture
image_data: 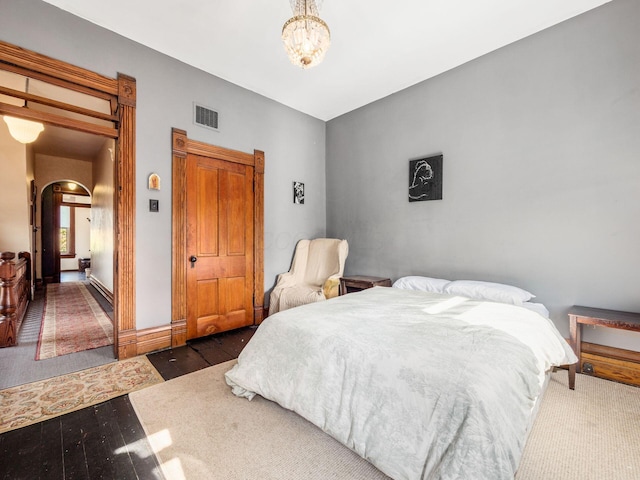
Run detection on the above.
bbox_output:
[409,154,443,202]
[148,173,161,190]
[293,181,305,204]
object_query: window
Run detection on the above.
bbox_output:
[59,205,74,257]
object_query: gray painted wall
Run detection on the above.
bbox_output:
[1,0,327,330]
[326,0,640,348]
[2,0,639,352]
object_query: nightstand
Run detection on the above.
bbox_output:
[339,275,392,295]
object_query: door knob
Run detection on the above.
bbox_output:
[189,255,198,263]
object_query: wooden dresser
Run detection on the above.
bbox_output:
[0,251,31,347]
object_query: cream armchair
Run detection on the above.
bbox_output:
[268,238,349,315]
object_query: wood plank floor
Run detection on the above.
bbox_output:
[0,327,256,480]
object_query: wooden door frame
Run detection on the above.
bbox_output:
[0,40,136,359]
[171,128,264,347]
[52,189,62,283]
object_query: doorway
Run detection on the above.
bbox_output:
[0,40,137,360]
[41,182,92,285]
[0,130,117,388]
[170,128,265,346]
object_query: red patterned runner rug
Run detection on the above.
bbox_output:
[36,282,114,360]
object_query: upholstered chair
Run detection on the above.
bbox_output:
[268,238,349,315]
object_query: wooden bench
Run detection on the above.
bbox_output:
[568,305,640,390]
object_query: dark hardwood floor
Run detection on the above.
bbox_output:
[0,327,256,480]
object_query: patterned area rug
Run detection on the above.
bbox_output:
[36,282,114,360]
[0,356,164,434]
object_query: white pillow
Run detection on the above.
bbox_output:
[443,280,534,305]
[392,276,450,293]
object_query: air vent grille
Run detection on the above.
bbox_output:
[194,103,219,131]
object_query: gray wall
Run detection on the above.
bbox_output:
[1,0,327,330]
[3,0,639,351]
[326,0,640,348]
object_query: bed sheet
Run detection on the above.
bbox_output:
[226,287,576,480]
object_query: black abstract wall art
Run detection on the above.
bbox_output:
[409,154,443,202]
[293,181,305,204]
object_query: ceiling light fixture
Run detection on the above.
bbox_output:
[2,78,44,144]
[3,116,44,144]
[282,0,331,69]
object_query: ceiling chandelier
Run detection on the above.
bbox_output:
[282,0,331,69]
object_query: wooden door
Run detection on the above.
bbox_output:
[41,186,61,284]
[186,153,255,339]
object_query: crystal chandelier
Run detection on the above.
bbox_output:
[282,0,331,69]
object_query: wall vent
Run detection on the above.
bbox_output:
[194,103,219,131]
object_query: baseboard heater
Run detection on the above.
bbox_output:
[89,276,114,306]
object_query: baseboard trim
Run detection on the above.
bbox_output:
[171,319,187,348]
[137,325,172,355]
[117,329,137,359]
[580,341,640,387]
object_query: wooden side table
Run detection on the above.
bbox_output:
[568,305,640,390]
[339,275,391,295]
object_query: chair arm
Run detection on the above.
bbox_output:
[275,271,296,287]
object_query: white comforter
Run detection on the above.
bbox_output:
[225,287,577,480]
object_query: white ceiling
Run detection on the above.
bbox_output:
[32,125,110,160]
[43,0,610,121]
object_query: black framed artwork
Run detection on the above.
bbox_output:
[293,181,305,204]
[409,154,443,202]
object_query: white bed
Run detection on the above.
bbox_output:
[225,285,576,480]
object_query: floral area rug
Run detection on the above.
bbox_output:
[0,355,164,434]
[36,281,114,360]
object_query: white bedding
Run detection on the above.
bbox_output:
[225,287,577,480]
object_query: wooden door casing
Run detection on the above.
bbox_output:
[0,40,137,360]
[186,155,255,338]
[171,128,264,347]
[40,186,55,284]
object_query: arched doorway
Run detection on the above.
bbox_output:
[40,181,92,285]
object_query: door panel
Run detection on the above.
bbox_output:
[197,167,219,255]
[186,154,254,339]
[225,171,247,255]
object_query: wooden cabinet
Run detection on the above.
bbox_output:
[339,275,391,295]
[0,251,31,347]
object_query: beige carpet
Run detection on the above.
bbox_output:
[0,355,163,434]
[516,370,640,479]
[130,361,640,480]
